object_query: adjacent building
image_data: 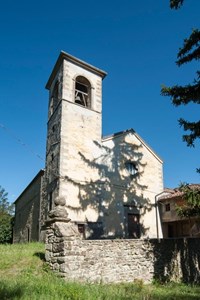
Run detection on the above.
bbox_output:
[158,184,200,238]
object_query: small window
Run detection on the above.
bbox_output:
[75,76,91,108]
[165,203,170,211]
[52,125,56,132]
[77,224,85,238]
[27,227,30,242]
[48,192,53,211]
[125,162,138,176]
[50,81,60,115]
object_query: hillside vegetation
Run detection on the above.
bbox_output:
[0,242,200,300]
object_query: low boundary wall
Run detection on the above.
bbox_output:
[45,220,200,284]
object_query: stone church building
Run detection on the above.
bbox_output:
[13,51,164,243]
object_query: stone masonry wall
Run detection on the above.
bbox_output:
[45,220,200,284]
[13,171,44,243]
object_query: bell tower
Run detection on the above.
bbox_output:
[44,51,107,223]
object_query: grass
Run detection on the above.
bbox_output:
[0,243,200,300]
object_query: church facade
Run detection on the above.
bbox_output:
[13,51,163,242]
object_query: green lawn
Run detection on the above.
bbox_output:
[0,242,200,300]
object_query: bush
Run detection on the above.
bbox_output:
[0,213,13,243]
[0,186,14,244]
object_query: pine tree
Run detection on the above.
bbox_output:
[161,0,200,171]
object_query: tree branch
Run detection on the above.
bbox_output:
[170,0,184,9]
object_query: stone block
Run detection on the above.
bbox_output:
[52,242,64,253]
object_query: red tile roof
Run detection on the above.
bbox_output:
[158,184,200,201]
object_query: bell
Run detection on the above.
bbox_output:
[75,95,83,105]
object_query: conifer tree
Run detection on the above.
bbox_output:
[161,0,200,171]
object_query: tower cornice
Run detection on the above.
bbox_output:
[45,51,107,90]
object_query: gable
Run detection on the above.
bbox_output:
[102,129,163,164]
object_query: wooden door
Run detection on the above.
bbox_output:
[128,214,140,238]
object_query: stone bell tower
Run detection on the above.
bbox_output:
[44,51,107,224]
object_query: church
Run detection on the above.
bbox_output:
[13,51,164,242]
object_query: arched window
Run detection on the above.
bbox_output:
[75,76,91,108]
[125,162,138,177]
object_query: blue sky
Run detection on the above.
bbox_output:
[0,0,199,203]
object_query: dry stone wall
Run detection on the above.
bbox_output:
[45,220,200,284]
